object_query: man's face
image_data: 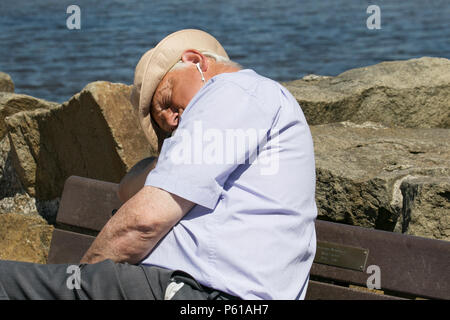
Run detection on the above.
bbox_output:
[150,64,204,133]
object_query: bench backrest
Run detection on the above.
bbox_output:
[47,176,450,300]
[308,220,450,300]
[47,176,122,264]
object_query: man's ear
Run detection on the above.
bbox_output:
[181,49,208,71]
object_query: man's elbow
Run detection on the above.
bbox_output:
[117,157,158,203]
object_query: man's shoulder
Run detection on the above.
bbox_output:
[211,69,283,104]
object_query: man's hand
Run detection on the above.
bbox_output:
[80,186,195,265]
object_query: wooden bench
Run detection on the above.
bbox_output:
[48,175,450,300]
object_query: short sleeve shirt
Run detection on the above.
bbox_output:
[142,69,317,300]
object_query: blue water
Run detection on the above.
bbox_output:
[0,0,449,103]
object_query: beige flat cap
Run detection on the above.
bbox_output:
[131,29,229,145]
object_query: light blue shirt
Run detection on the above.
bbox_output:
[142,69,317,300]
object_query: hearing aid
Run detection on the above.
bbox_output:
[196,62,206,83]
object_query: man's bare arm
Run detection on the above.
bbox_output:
[117,157,158,203]
[80,186,195,265]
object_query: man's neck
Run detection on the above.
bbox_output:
[207,62,241,81]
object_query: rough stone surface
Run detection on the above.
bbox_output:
[0,92,58,139]
[0,72,14,93]
[0,134,60,234]
[284,57,450,129]
[399,176,450,240]
[5,81,154,200]
[0,136,23,198]
[0,192,60,225]
[0,193,37,216]
[312,122,450,234]
[0,212,54,264]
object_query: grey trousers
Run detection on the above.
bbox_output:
[0,259,237,300]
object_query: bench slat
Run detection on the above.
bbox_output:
[305,280,402,300]
[56,176,122,232]
[312,220,450,299]
[47,229,95,264]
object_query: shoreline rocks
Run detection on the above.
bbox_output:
[283,57,450,129]
[0,92,59,140]
[5,81,155,201]
[283,57,449,240]
[311,122,449,239]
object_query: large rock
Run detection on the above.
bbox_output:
[0,92,58,139]
[0,212,54,263]
[312,122,450,240]
[0,72,14,93]
[399,176,450,240]
[284,57,450,129]
[5,81,155,200]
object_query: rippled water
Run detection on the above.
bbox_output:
[0,0,449,103]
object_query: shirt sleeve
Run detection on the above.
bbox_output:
[144,78,277,209]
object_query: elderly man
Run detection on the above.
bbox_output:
[0,29,317,300]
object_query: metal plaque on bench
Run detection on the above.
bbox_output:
[314,241,369,272]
